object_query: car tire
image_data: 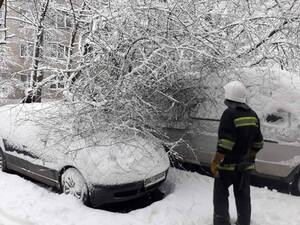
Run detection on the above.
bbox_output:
[290,173,300,196]
[0,148,8,172]
[61,168,89,205]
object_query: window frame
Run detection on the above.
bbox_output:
[55,13,72,29]
[49,75,64,89]
[19,42,34,58]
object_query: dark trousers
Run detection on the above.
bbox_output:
[213,170,251,225]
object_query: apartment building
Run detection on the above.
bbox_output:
[1,0,82,98]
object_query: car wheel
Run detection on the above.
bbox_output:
[290,173,300,196]
[61,168,89,204]
[0,148,8,172]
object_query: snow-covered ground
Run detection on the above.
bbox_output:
[0,168,299,225]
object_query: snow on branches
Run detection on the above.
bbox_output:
[3,0,300,143]
[63,0,220,139]
[56,0,300,140]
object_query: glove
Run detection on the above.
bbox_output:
[210,160,218,177]
[210,152,225,177]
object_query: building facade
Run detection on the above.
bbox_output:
[1,0,82,99]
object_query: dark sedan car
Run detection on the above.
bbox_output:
[0,103,169,207]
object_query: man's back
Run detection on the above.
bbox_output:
[218,101,263,164]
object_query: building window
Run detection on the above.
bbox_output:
[20,42,34,57]
[0,9,3,21]
[48,11,56,27]
[19,72,30,83]
[18,8,29,28]
[20,74,28,82]
[46,10,72,28]
[50,75,64,89]
[56,0,66,4]
[57,14,65,28]
[58,44,69,59]
[0,72,7,79]
[56,13,72,28]
[63,45,70,57]
[46,43,69,59]
[47,42,58,58]
[65,16,72,28]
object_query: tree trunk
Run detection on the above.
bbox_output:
[30,0,50,102]
[66,1,86,86]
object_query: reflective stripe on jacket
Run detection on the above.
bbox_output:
[217,100,264,165]
[217,163,255,171]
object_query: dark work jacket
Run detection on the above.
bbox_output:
[217,100,264,164]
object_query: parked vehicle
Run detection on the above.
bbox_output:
[165,124,300,196]
[163,68,300,195]
[0,103,169,207]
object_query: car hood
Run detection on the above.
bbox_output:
[65,134,170,185]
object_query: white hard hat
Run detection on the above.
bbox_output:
[223,80,246,103]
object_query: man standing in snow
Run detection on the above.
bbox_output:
[210,80,263,225]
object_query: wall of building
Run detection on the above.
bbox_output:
[1,0,82,100]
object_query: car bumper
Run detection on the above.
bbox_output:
[89,171,168,207]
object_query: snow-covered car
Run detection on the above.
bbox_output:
[0,103,169,207]
[165,68,300,195]
[166,129,300,195]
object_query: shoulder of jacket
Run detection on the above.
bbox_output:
[249,108,259,117]
[221,107,235,120]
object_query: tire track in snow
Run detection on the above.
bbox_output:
[0,208,35,225]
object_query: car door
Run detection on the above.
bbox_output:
[3,138,37,176]
[255,141,300,178]
[23,134,61,187]
[0,104,61,186]
[3,137,60,187]
[165,127,216,166]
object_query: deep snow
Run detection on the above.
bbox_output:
[0,168,299,225]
